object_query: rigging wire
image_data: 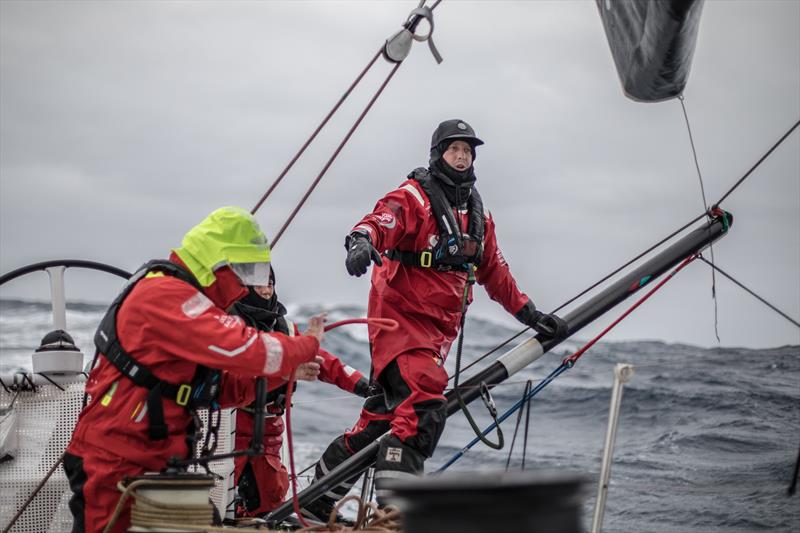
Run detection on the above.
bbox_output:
[250,0,446,247]
[439,254,698,472]
[250,49,383,215]
[271,62,402,247]
[678,94,720,341]
[714,119,800,206]
[504,380,533,471]
[448,117,800,382]
[697,255,800,329]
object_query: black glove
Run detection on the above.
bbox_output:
[515,300,569,341]
[353,377,371,398]
[345,232,383,277]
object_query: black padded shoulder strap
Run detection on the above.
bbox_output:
[92,259,204,439]
[466,186,485,247]
[410,168,462,243]
[94,260,201,361]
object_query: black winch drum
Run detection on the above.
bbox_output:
[382,470,586,533]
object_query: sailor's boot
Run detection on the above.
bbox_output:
[301,435,362,525]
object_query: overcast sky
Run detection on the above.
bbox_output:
[1,1,798,349]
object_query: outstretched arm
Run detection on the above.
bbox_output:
[476,213,567,340]
[345,180,426,276]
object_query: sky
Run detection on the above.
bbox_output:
[1,0,798,349]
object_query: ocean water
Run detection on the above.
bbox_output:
[1,298,798,532]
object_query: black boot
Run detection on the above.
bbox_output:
[300,497,355,527]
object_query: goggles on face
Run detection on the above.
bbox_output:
[230,261,271,287]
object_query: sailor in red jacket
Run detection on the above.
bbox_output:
[230,270,369,516]
[62,207,325,533]
[304,120,567,520]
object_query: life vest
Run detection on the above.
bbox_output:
[94,259,222,441]
[385,168,485,272]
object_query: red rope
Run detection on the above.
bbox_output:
[270,61,403,247]
[283,316,396,527]
[324,317,399,332]
[250,48,382,216]
[563,253,698,367]
[283,370,312,528]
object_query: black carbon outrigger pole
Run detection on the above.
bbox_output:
[266,209,733,525]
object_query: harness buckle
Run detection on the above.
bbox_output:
[175,383,192,406]
[419,250,433,268]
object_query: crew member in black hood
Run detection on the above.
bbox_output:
[230,268,369,518]
[306,119,569,521]
[231,268,289,335]
[427,118,483,207]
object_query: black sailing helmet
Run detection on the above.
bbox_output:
[430,119,485,150]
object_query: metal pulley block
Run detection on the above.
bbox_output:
[384,3,443,64]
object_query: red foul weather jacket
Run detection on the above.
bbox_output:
[352,178,529,378]
[67,257,320,472]
[233,329,364,515]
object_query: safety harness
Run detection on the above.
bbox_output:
[94,260,222,441]
[385,168,485,272]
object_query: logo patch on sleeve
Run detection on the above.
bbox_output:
[377,212,396,229]
[385,447,403,462]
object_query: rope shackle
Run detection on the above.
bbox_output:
[384,2,443,64]
[479,381,498,418]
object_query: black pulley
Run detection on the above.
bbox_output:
[382,470,586,533]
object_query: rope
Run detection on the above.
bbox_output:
[271,62,402,247]
[250,1,446,218]
[285,369,314,528]
[697,256,800,329]
[324,318,399,332]
[104,478,218,533]
[287,394,403,531]
[291,394,366,405]
[452,270,504,449]
[678,94,721,341]
[714,119,800,207]
[678,96,711,215]
[436,364,568,472]
[258,0,446,246]
[250,49,383,215]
